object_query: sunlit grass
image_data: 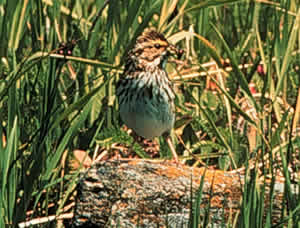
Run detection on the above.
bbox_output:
[0,0,299,227]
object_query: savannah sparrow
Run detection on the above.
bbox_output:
[116,29,183,162]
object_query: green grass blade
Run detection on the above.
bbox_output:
[0,117,18,225]
[211,23,259,111]
[274,9,300,99]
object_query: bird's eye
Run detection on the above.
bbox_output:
[154,43,161,49]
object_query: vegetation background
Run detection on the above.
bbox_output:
[0,0,299,227]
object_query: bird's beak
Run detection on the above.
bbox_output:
[168,44,184,59]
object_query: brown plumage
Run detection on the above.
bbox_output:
[116,29,182,161]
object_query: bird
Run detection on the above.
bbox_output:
[116,28,183,162]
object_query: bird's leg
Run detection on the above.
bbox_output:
[129,131,157,159]
[163,132,179,163]
[127,130,139,158]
